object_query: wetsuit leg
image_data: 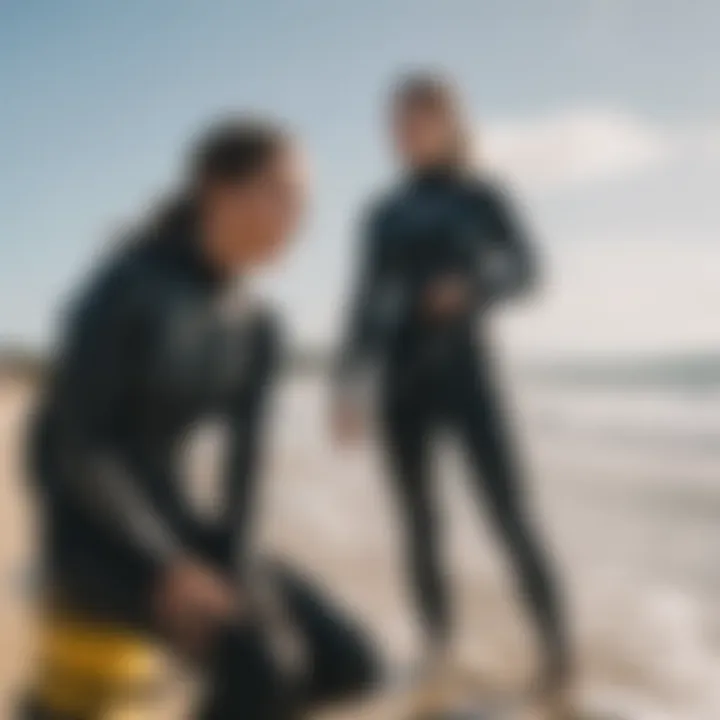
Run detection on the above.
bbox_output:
[197,564,380,720]
[381,391,451,646]
[198,622,293,720]
[451,362,568,682]
[272,564,380,706]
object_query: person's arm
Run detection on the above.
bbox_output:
[224,312,281,570]
[474,180,539,305]
[421,182,539,323]
[334,202,393,398]
[47,262,183,572]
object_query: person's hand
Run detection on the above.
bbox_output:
[154,559,240,654]
[422,275,471,321]
[331,395,365,447]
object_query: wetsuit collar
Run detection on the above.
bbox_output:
[182,228,232,289]
[408,162,462,187]
[156,210,231,290]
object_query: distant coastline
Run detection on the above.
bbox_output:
[2,345,719,390]
[524,351,720,391]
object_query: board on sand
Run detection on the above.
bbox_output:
[319,664,530,720]
[321,666,633,720]
[327,694,632,720]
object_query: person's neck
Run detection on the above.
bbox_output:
[191,215,240,287]
[409,159,460,184]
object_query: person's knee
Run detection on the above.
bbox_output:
[197,624,293,720]
[262,563,381,704]
[311,631,380,703]
[344,632,380,693]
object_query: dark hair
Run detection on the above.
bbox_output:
[189,117,290,192]
[154,117,291,234]
[392,71,472,167]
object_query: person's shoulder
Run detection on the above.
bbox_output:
[66,231,169,329]
[359,185,410,247]
[73,244,144,310]
[462,171,511,204]
[364,180,408,221]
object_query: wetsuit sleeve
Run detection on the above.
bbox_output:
[225,313,281,570]
[334,204,390,396]
[49,264,183,571]
[473,181,539,305]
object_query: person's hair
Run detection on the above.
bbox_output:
[153,116,291,235]
[392,71,473,168]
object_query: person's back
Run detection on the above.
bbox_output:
[30,227,279,624]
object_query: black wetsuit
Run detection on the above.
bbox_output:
[338,168,566,677]
[28,220,377,719]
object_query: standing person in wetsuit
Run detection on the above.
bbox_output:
[332,74,571,707]
[23,119,378,720]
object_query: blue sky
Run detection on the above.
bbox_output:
[1,0,719,355]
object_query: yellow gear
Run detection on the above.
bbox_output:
[32,609,166,720]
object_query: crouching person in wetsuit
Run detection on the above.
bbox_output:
[332,74,572,713]
[22,119,378,720]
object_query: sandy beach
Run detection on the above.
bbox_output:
[1,375,718,720]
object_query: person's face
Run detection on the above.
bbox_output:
[393,101,456,170]
[206,145,309,271]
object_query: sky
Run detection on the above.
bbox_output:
[1,0,719,357]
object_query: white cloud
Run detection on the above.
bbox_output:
[690,122,720,159]
[499,238,720,356]
[480,108,671,190]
